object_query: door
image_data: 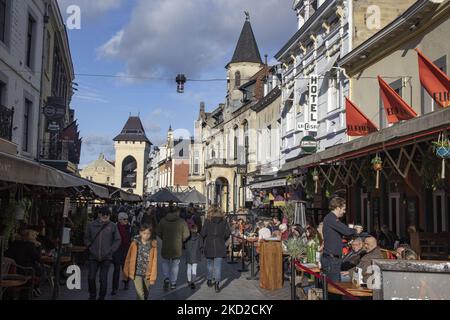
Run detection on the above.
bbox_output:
[361,192,371,233]
[433,190,448,232]
[388,193,401,237]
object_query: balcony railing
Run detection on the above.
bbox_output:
[0,105,14,141]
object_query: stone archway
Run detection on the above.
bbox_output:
[122,155,137,189]
[215,177,229,213]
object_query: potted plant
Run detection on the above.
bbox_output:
[371,155,383,189]
[371,156,383,171]
[432,135,450,179]
[312,169,319,193]
[285,238,307,261]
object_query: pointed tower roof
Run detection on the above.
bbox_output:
[113,116,151,144]
[227,15,263,67]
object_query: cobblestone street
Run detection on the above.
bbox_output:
[38,240,290,301]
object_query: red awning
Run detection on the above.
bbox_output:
[378,76,417,123]
[416,49,450,108]
[345,97,378,136]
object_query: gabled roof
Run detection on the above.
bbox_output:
[113,116,151,144]
[227,20,263,67]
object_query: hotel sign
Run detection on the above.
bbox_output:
[298,74,319,132]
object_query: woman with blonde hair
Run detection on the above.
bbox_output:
[201,206,231,293]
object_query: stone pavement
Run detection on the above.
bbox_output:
[37,240,291,301]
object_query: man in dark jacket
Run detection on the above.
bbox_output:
[84,207,121,300]
[111,212,131,295]
[156,209,190,290]
[321,197,361,282]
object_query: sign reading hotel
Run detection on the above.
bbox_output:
[298,74,319,132]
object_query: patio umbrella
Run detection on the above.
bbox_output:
[181,189,206,204]
[148,188,182,203]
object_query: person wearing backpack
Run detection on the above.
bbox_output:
[156,208,190,290]
[84,207,121,300]
[185,224,203,290]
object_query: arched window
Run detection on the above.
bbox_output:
[235,71,241,88]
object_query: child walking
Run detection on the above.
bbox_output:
[185,224,203,290]
[123,224,158,300]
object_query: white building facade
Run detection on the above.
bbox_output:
[276,0,416,166]
[276,0,351,164]
[0,0,47,159]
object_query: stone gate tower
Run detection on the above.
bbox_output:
[114,116,151,196]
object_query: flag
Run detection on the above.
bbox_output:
[378,76,417,123]
[345,97,378,136]
[416,49,450,108]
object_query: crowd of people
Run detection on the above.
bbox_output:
[3,196,420,301]
[84,203,230,300]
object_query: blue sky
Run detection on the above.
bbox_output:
[57,0,296,167]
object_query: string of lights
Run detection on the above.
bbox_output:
[0,68,413,82]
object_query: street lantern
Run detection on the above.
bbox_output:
[176,74,187,93]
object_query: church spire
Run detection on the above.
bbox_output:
[227,12,263,67]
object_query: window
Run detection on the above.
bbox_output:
[328,76,338,112]
[45,31,51,71]
[267,125,272,159]
[179,148,184,157]
[235,71,241,88]
[244,121,249,164]
[23,99,32,152]
[379,78,402,129]
[286,103,295,132]
[233,127,238,160]
[422,55,447,114]
[26,15,36,68]
[0,0,7,43]
[106,176,110,183]
[0,80,6,105]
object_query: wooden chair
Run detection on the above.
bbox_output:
[1,258,35,300]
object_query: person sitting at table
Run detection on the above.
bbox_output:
[5,228,43,297]
[341,238,364,272]
[257,221,272,241]
[395,245,418,260]
[270,217,281,233]
[346,236,382,283]
[278,224,290,241]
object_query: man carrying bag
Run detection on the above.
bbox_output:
[84,207,121,300]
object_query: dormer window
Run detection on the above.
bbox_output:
[235,71,241,88]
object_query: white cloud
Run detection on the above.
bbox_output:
[97,30,124,57]
[57,0,123,19]
[80,134,115,167]
[98,0,296,79]
[151,108,163,117]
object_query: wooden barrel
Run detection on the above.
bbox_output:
[259,240,283,290]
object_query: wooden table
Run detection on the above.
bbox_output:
[0,275,29,300]
[327,281,373,297]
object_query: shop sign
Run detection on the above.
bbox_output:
[237,166,247,174]
[300,135,318,153]
[44,97,66,121]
